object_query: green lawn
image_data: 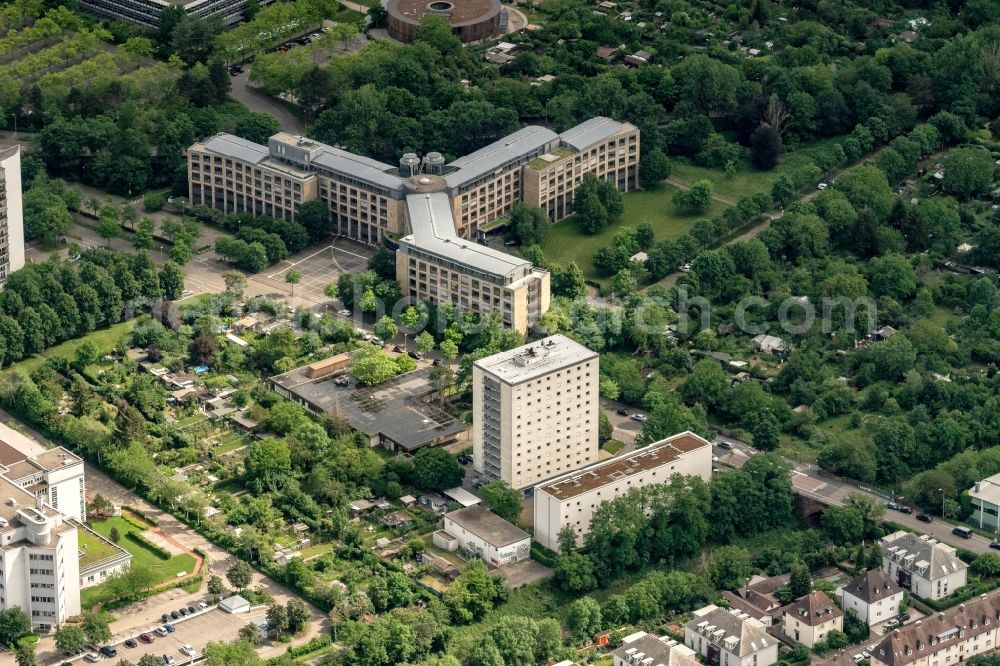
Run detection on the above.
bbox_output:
[3,320,137,376]
[541,184,725,285]
[86,516,196,583]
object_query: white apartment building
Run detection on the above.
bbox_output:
[881,531,968,601]
[438,505,530,568]
[615,631,701,666]
[532,431,713,551]
[841,569,905,626]
[0,477,80,630]
[782,591,843,648]
[870,591,1000,666]
[0,423,86,522]
[472,335,598,490]
[0,146,25,288]
[685,605,779,666]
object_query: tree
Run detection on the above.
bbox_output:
[203,641,263,666]
[942,146,994,199]
[443,560,505,624]
[554,552,597,593]
[55,626,87,654]
[159,261,185,300]
[673,180,714,214]
[374,315,398,342]
[350,345,399,386]
[133,217,155,251]
[708,546,753,590]
[223,271,247,298]
[208,574,226,598]
[439,339,459,362]
[109,526,121,543]
[772,175,796,206]
[285,598,310,634]
[578,192,608,234]
[640,148,671,187]
[0,607,30,646]
[285,268,301,296]
[415,331,435,354]
[14,643,36,666]
[750,125,782,170]
[266,603,289,637]
[509,203,549,246]
[98,209,120,248]
[227,559,253,591]
[789,560,812,597]
[480,480,522,523]
[567,597,602,643]
[238,624,262,645]
[244,438,291,492]
[410,447,464,491]
[752,411,780,451]
[82,611,112,644]
[297,200,331,243]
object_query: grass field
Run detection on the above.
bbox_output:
[82,516,197,608]
[3,320,136,376]
[541,184,726,285]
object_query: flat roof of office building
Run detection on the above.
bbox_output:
[197,134,270,164]
[269,133,404,191]
[558,116,635,151]
[474,334,597,385]
[537,431,711,501]
[401,192,533,279]
[270,359,466,451]
[444,125,557,189]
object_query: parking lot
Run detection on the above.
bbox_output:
[58,608,259,665]
[255,239,373,306]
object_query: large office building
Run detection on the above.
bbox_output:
[969,474,1000,533]
[0,422,86,523]
[532,431,713,551]
[0,476,81,630]
[79,0,274,29]
[0,146,25,289]
[472,335,598,490]
[187,118,639,332]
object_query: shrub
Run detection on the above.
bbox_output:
[143,192,166,212]
[125,530,171,560]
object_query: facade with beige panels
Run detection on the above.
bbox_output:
[187,118,639,332]
[473,335,599,490]
[532,431,713,551]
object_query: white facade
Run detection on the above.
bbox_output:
[881,531,967,601]
[0,479,81,630]
[840,570,905,626]
[781,592,843,648]
[0,425,86,523]
[473,335,598,490]
[685,605,779,666]
[0,146,25,288]
[533,431,713,551]
[441,505,530,568]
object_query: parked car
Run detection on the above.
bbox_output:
[178,607,188,616]
[154,627,168,637]
[180,644,197,657]
[170,610,180,620]
[408,351,422,360]
[504,239,520,247]
[853,655,864,663]
[162,655,176,665]
[897,505,913,514]
[679,263,692,272]
[884,618,899,629]
[990,540,1000,550]
[197,602,208,610]
[885,501,899,510]
[139,633,155,644]
[952,526,973,539]
[187,605,196,614]
[616,408,629,416]
[393,345,403,353]
[630,413,647,422]
[718,441,734,450]
[712,455,719,462]
[900,613,911,622]
[124,639,137,649]
[100,646,118,657]
[337,309,351,317]
[164,623,175,633]
[817,182,829,190]
[161,614,171,623]
[84,653,100,663]
[917,513,933,523]
[371,337,384,346]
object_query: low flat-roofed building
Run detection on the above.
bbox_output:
[614,631,700,666]
[881,531,967,600]
[441,505,530,567]
[533,431,712,551]
[77,520,131,590]
[270,362,467,452]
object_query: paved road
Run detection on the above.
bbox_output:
[714,435,998,554]
[228,70,306,135]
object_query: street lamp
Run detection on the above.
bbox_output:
[939,487,945,519]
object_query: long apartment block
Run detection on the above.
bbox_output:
[533,431,713,551]
[187,119,639,332]
[79,0,277,29]
[472,335,599,490]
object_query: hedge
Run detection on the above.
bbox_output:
[530,542,557,567]
[269,635,332,663]
[122,505,159,526]
[921,577,1000,612]
[125,530,171,560]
